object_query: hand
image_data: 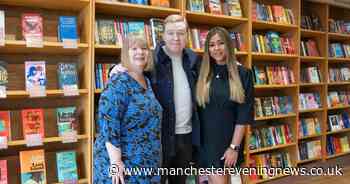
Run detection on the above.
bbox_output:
[109,64,127,77]
[105,142,125,184]
[111,161,125,184]
[221,148,238,168]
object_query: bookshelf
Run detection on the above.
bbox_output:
[0,0,92,183]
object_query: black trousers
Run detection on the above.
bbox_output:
[161,133,192,184]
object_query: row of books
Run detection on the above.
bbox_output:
[301,66,321,84]
[0,61,78,92]
[327,91,350,108]
[252,32,295,55]
[299,93,321,110]
[0,11,78,46]
[300,39,320,57]
[328,67,350,82]
[254,96,293,118]
[252,1,295,25]
[249,123,293,150]
[253,65,295,85]
[328,112,350,132]
[298,117,321,138]
[0,149,78,184]
[95,18,163,48]
[187,0,243,17]
[298,140,322,161]
[249,151,292,181]
[0,107,78,143]
[328,43,350,58]
[301,14,322,31]
[327,135,350,155]
[95,63,116,89]
[328,19,350,34]
[125,0,170,8]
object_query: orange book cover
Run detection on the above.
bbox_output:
[20,149,46,184]
[150,0,170,8]
[0,111,10,138]
[21,109,45,138]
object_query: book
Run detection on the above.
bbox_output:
[58,16,78,42]
[56,151,78,182]
[223,0,242,17]
[128,0,148,5]
[188,0,205,12]
[97,19,117,45]
[150,0,170,7]
[21,109,45,139]
[21,13,43,46]
[20,149,46,184]
[150,18,164,48]
[0,111,10,141]
[57,63,79,89]
[207,0,222,15]
[25,61,46,91]
[0,11,4,46]
[56,107,78,137]
[127,20,146,37]
[0,61,7,87]
[0,160,7,184]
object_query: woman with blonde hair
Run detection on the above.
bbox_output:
[196,27,254,184]
[93,32,163,184]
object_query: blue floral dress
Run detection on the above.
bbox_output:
[93,72,163,184]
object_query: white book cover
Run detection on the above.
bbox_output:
[0,11,4,46]
[25,61,46,91]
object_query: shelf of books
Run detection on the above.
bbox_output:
[0,0,92,183]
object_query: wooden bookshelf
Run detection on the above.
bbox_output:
[254,84,298,89]
[299,108,325,113]
[252,20,298,31]
[249,143,296,154]
[301,29,326,37]
[298,134,322,140]
[326,151,350,159]
[254,113,297,121]
[185,11,248,26]
[297,157,322,164]
[0,0,92,183]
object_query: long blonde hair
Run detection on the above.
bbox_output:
[196,27,245,107]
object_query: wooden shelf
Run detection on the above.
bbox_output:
[8,135,89,146]
[252,20,298,32]
[254,84,298,89]
[328,81,350,86]
[327,105,350,110]
[4,89,89,98]
[95,89,103,94]
[300,83,325,87]
[95,44,121,56]
[328,32,350,41]
[326,128,350,135]
[301,29,326,37]
[300,56,326,61]
[0,40,88,55]
[326,151,350,159]
[192,48,248,56]
[0,0,89,11]
[95,0,180,18]
[255,113,297,121]
[299,108,324,113]
[186,11,248,27]
[252,174,289,184]
[252,53,298,60]
[298,134,322,140]
[249,143,296,154]
[328,57,350,63]
[53,178,89,184]
[297,157,322,165]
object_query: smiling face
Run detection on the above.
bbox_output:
[208,33,228,64]
[128,42,149,71]
[163,21,187,56]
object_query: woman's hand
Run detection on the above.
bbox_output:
[221,148,238,168]
[106,142,125,184]
[111,161,125,184]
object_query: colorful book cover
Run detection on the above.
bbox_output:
[21,109,45,138]
[57,63,79,89]
[20,149,46,184]
[127,20,146,36]
[266,31,282,54]
[21,13,43,41]
[128,0,148,5]
[189,0,205,12]
[56,151,78,182]
[0,111,10,139]
[0,61,7,87]
[151,0,170,8]
[207,0,222,15]
[97,19,117,45]
[56,107,78,137]
[0,11,4,46]
[224,0,242,17]
[0,160,7,184]
[25,61,46,91]
[150,18,164,48]
[58,16,78,42]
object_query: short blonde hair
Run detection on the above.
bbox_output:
[164,14,188,29]
[120,32,154,72]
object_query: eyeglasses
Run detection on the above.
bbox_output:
[165,31,186,37]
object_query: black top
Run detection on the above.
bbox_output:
[198,63,254,168]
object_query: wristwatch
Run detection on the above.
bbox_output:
[229,144,241,151]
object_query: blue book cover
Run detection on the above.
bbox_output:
[25,61,46,90]
[56,151,78,182]
[57,63,79,89]
[128,0,148,5]
[266,31,282,54]
[59,16,78,41]
[127,21,145,36]
[56,107,78,137]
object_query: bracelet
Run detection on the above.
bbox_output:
[229,144,240,151]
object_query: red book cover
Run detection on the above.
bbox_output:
[0,160,7,184]
[21,109,45,138]
[334,137,342,154]
[0,111,10,138]
[21,13,43,40]
[271,5,284,23]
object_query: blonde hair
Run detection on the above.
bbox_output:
[196,27,245,107]
[164,14,188,29]
[120,32,154,72]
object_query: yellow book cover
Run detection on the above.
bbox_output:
[20,149,46,184]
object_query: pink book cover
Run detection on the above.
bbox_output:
[0,160,7,184]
